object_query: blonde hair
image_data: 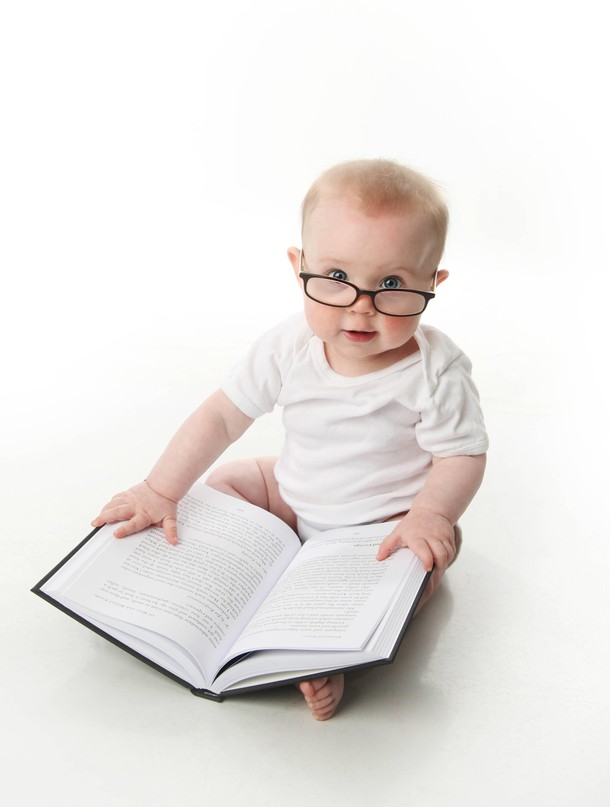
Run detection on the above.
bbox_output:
[301,158,449,258]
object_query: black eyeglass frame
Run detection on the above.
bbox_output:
[298,252,437,318]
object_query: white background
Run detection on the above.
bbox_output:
[1,2,608,805]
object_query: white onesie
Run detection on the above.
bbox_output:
[222,313,488,540]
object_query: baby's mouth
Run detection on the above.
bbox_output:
[342,329,376,343]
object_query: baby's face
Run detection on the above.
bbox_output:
[291,195,446,376]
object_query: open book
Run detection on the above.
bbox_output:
[32,483,430,701]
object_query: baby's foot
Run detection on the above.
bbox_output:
[299,675,344,720]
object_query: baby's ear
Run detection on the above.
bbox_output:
[436,269,449,286]
[287,247,301,280]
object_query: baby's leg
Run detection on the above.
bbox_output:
[295,523,462,720]
[206,458,343,720]
[205,457,297,531]
[295,522,463,720]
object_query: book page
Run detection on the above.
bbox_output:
[226,521,416,656]
[44,484,300,684]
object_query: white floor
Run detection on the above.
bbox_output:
[2,331,609,807]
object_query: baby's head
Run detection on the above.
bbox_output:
[288,159,450,375]
[300,159,448,266]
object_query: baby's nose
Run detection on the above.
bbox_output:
[349,292,376,314]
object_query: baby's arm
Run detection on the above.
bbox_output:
[376,454,486,570]
[91,390,253,544]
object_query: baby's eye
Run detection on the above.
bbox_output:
[328,270,348,281]
[381,276,403,290]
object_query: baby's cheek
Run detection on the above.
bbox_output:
[303,299,340,337]
[382,316,420,342]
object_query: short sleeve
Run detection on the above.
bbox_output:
[415,353,489,457]
[221,314,310,419]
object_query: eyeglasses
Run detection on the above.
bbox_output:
[298,252,436,317]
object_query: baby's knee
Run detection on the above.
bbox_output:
[205,459,262,497]
[415,525,463,615]
[207,457,296,531]
[449,524,463,567]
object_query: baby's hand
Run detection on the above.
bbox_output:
[91,481,179,545]
[376,508,456,572]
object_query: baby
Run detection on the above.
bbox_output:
[93,159,488,720]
